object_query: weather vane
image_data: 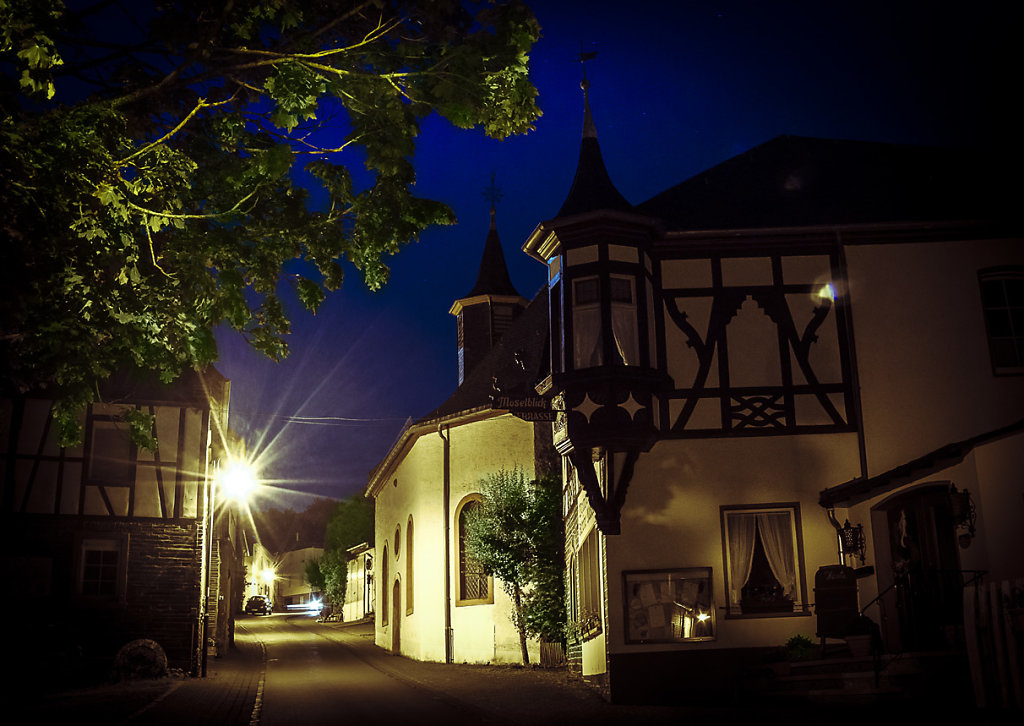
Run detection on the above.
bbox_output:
[483,171,503,212]
[578,45,597,85]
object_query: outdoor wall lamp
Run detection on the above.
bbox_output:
[828,509,866,564]
[950,485,976,548]
[839,519,866,564]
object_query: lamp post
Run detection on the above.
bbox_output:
[202,457,258,676]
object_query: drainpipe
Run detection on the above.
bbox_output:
[439,424,453,664]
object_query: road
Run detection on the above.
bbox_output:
[252,614,500,725]
[34,615,987,725]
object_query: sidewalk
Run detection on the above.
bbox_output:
[33,636,264,726]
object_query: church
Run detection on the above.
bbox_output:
[365,201,556,664]
[367,75,1023,707]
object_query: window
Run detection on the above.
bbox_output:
[78,537,126,601]
[456,496,492,605]
[406,516,414,615]
[609,275,638,366]
[721,504,806,616]
[380,543,389,626]
[979,267,1024,374]
[572,277,603,368]
[577,526,602,639]
[87,419,134,486]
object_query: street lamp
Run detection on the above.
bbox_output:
[219,459,258,502]
[202,455,260,676]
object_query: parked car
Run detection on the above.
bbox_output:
[244,595,272,615]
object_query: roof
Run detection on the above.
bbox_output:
[460,209,521,299]
[819,417,1024,508]
[426,286,549,421]
[556,80,631,218]
[636,135,1010,231]
[366,287,549,496]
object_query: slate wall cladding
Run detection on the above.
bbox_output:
[6,514,204,673]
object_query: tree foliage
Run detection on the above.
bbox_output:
[253,496,336,554]
[307,493,373,609]
[464,468,564,664]
[0,0,541,443]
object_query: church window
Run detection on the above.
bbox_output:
[406,516,414,614]
[380,544,389,626]
[456,496,492,606]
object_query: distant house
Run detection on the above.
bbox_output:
[521,80,1023,705]
[244,537,278,605]
[276,545,324,611]
[0,367,236,680]
[342,542,374,622]
[364,207,556,664]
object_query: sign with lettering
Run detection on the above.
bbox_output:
[492,395,556,422]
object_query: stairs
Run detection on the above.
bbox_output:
[745,649,973,706]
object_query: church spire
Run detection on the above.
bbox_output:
[464,174,519,299]
[556,52,631,218]
[450,176,527,385]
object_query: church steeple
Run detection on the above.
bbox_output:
[450,183,527,386]
[556,57,631,218]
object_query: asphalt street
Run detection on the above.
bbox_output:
[29,615,1009,725]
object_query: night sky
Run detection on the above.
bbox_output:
[214,0,1018,509]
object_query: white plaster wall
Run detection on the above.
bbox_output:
[607,431,860,654]
[448,414,541,665]
[846,237,1024,476]
[372,413,542,665]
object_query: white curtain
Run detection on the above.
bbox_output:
[611,304,638,366]
[757,512,797,600]
[573,307,603,368]
[727,514,757,607]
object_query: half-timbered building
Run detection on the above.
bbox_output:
[521,79,1023,704]
[1,367,232,681]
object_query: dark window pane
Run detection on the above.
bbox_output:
[979,279,1006,308]
[574,278,600,305]
[610,277,633,302]
[986,309,1013,337]
[1004,278,1024,307]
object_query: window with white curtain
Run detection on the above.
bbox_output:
[609,275,638,366]
[721,504,805,616]
[572,277,602,368]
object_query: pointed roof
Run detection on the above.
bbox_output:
[556,78,631,218]
[460,207,521,300]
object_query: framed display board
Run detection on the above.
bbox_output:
[622,567,715,644]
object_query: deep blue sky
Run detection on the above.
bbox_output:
[215,0,1018,509]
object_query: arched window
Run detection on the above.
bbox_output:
[455,495,493,606]
[406,515,414,614]
[380,543,389,626]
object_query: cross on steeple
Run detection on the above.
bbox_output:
[483,172,503,213]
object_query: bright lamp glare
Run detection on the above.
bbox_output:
[221,461,257,501]
[818,283,835,302]
[261,567,275,583]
